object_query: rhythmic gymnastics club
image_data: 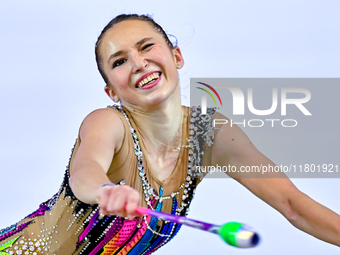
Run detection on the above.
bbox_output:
[134,206,260,248]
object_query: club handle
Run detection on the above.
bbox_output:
[134,206,216,231]
[132,206,260,248]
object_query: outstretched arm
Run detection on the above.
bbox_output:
[69,108,140,219]
[210,113,340,247]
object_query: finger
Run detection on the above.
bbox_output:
[98,186,112,215]
[107,189,127,217]
[126,191,141,219]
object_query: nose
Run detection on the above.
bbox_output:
[131,53,148,73]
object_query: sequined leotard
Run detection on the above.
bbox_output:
[0,106,216,255]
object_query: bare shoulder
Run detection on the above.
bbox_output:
[81,108,124,130]
[212,111,258,164]
[80,108,125,153]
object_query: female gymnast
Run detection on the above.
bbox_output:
[0,14,339,255]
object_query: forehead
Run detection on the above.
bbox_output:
[100,20,162,55]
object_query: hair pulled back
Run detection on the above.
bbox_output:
[95,14,176,84]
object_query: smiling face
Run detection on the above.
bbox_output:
[98,20,184,110]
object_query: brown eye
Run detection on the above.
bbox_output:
[113,59,126,68]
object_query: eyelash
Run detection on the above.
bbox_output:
[112,44,154,68]
[142,43,154,50]
[112,59,127,68]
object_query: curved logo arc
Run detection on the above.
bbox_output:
[196,82,223,106]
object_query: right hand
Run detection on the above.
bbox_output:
[97,184,142,220]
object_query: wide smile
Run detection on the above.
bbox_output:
[135,71,162,89]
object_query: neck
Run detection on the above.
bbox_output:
[123,87,183,154]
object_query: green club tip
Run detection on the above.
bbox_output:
[219,222,260,248]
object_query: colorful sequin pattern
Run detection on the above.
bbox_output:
[0,106,216,255]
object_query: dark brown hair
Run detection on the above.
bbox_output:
[95,14,176,84]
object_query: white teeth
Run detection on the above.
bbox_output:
[137,73,160,88]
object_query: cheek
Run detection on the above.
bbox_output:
[153,51,177,79]
[152,46,174,64]
[108,69,129,90]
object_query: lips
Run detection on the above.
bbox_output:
[135,71,161,88]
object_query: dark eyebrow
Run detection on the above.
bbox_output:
[108,50,123,63]
[108,37,153,63]
[135,37,153,47]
